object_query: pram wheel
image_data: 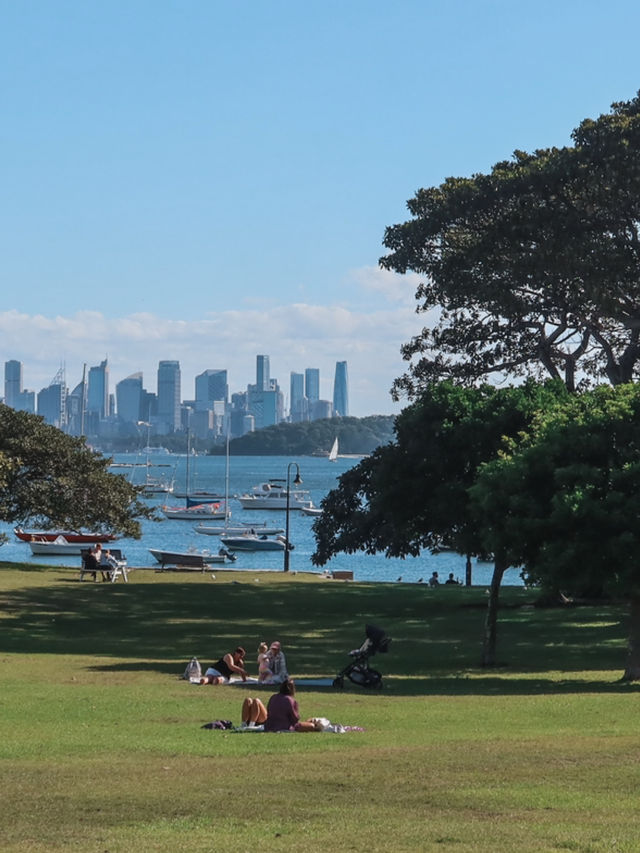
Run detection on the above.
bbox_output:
[332,676,344,689]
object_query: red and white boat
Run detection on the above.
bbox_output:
[14,527,117,544]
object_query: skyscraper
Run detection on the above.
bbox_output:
[256,355,270,391]
[4,360,22,408]
[116,372,143,424]
[195,369,228,411]
[333,361,349,417]
[290,372,306,422]
[156,360,181,432]
[305,368,320,406]
[87,359,109,419]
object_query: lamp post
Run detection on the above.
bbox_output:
[284,461,302,572]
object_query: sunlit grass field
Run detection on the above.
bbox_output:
[1,562,639,852]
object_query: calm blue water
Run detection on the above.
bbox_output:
[0,453,523,586]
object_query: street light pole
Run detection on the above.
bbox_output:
[284,461,302,572]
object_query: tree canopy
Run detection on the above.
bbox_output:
[470,383,640,679]
[0,406,152,539]
[311,380,566,565]
[381,92,640,397]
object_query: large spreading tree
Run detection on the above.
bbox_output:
[312,380,566,664]
[381,92,640,397]
[0,405,152,541]
[470,383,640,680]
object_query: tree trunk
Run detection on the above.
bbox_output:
[622,595,640,681]
[465,554,472,586]
[481,557,506,667]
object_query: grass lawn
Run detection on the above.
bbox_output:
[1,562,639,852]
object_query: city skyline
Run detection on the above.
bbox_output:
[3,353,351,439]
[3,4,639,416]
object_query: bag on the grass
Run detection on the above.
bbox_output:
[201,720,233,730]
[183,657,202,680]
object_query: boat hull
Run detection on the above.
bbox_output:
[220,535,287,552]
[149,548,230,566]
[194,523,284,536]
[15,527,116,544]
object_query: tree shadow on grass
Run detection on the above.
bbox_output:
[0,576,632,695]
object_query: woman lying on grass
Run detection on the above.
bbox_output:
[242,679,317,732]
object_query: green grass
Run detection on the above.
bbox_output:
[1,562,639,852]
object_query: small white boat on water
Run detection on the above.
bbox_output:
[301,504,323,517]
[161,502,228,521]
[236,479,313,511]
[329,437,339,462]
[28,535,89,556]
[193,521,285,537]
[220,533,292,552]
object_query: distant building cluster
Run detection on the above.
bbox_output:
[2,356,349,441]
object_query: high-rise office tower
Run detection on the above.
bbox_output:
[157,360,181,432]
[87,359,109,418]
[195,369,228,411]
[290,372,306,422]
[333,361,349,417]
[116,373,143,424]
[305,368,320,406]
[37,367,67,429]
[4,360,23,408]
[256,355,270,391]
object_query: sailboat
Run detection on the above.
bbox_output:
[161,430,228,520]
[329,437,339,463]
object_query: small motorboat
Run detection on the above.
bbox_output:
[149,547,236,569]
[219,533,293,552]
[28,535,89,556]
[236,479,313,511]
[15,527,117,544]
[301,504,323,517]
[193,521,285,537]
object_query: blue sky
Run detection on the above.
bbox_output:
[2,0,640,415]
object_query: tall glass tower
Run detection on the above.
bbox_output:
[290,372,306,422]
[333,361,349,417]
[87,359,109,418]
[157,360,181,432]
[305,368,319,405]
[256,355,270,391]
[4,360,23,408]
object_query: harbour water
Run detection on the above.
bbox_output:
[0,452,524,586]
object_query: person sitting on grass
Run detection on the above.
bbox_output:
[263,679,317,732]
[267,641,288,683]
[201,646,248,684]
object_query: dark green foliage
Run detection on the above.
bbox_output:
[472,383,640,598]
[0,405,152,537]
[215,416,395,456]
[381,92,640,397]
[312,381,566,565]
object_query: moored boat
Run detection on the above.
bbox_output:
[220,533,292,552]
[236,479,313,511]
[161,502,228,521]
[301,504,323,517]
[15,527,117,544]
[28,535,90,556]
[193,521,285,536]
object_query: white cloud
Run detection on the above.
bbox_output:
[0,284,434,416]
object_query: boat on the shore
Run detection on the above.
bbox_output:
[15,527,117,544]
[149,547,236,568]
[237,479,313,511]
[220,533,292,552]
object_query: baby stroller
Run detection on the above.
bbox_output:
[333,624,391,689]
